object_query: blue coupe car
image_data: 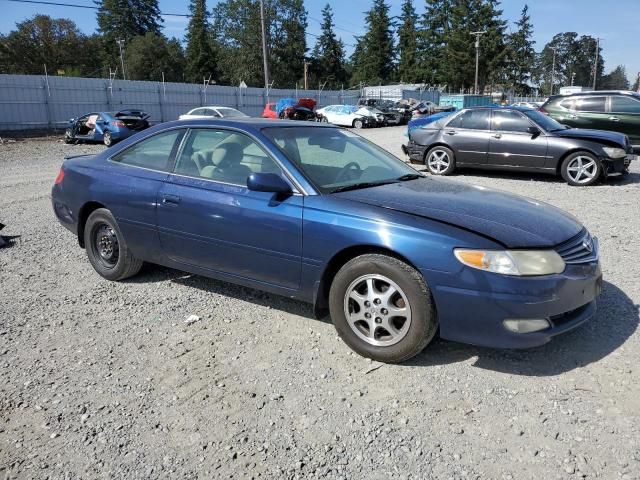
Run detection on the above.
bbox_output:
[52,119,602,363]
[64,109,150,147]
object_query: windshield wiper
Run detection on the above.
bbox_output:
[330,180,398,193]
[396,173,423,181]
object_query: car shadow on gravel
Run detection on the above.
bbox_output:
[406,281,638,376]
[128,264,322,321]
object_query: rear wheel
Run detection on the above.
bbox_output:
[103,130,113,147]
[64,129,74,144]
[329,254,437,363]
[561,151,601,186]
[425,146,456,175]
[84,208,142,281]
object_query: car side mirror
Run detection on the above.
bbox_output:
[527,126,541,136]
[247,173,292,194]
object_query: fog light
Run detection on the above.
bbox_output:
[503,318,550,333]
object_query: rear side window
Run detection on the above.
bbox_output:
[491,110,532,133]
[447,110,490,130]
[111,129,184,172]
[573,96,606,112]
[610,95,640,114]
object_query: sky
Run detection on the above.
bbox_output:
[1,0,639,84]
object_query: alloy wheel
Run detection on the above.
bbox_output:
[566,156,598,184]
[427,150,451,174]
[343,274,412,347]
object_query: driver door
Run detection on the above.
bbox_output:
[156,128,303,290]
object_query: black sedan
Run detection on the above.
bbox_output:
[404,106,637,186]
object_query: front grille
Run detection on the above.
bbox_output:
[555,229,598,265]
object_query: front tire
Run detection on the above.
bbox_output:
[425,146,456,175]
[64,129,74,144]
[329,254,438,363]
[560,151,601,186]
[353,119,364,129]
[84,208,143,281]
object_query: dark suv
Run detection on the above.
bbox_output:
[541,91,640,150]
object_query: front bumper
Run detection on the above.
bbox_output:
[424,262,603,349]
[602,154,634,176]
[404,140,427,163]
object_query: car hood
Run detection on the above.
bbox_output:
[334,178,583,248]
[553,128,627,147]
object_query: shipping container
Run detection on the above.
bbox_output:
[439,94,493,110]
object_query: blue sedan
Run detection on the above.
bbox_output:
[52,119,602,363]
[64,110,150,147]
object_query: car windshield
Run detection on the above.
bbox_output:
[262,127,421,193]
[523,109,567,131]
[218,108,247,118]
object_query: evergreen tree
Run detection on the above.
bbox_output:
[417,0,451,86]
[441,0,506,93]
[396,0,419,83]
[633,73,640,92]
[270,0,307,88]
[185,0,217,83]
[350,0,394,86]
[310,4,347,89]
[600,65,630,90]
[504,5,535,94]
[124,32,185,82]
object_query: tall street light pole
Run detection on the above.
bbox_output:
[259,0,270,93]
[116,39,126,80]
[550,47,558,96]
[471,31,486,95]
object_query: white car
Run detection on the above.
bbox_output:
[316,105,377,129]
[179,106,249,120]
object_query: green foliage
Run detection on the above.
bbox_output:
[124,32,185,82]
[600,65,630,90]
[0,15,100,76]
[417,0,451,86]
[503,5,535,94]
[213,0,307,88]
[310,4,347,89]
[350,0,395,86]
[185,0,217,83]
[396,0,420,83]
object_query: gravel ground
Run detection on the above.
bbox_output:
[1,128,639,480]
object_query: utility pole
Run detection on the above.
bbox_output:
[259,0,270,92]
[303,61,308,90]
[471,31,486,95]
[592,37,600,90]
[550,46,558,96]
[116,39,126,80]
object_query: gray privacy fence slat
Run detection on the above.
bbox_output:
[0,74,360,131]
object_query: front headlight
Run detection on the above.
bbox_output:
[454,249,565,276]
[602,147,627,158]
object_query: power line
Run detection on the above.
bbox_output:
[3,0,191,17]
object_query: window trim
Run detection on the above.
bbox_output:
[170,126,305,195]
[490,109,537,134]
[107,127,187,173]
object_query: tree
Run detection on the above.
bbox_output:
[96,0,163,72]
[396,0,419,83]
[270,0,307,88]
[633,73,640,92]
[124,32,185,82]
[504,5,535,94]
[417,0,451,86]
[310,4,347,89]
[441,0,506,93]
[0,15,95,76]
[185,0,217,83]
[600,65,630,90]
[350,0,394,86]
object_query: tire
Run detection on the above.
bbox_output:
[321,116,329,123]
[353,119,364,129]
[329,254,438,363]
[560,151,602,186]
[425,146,456,175]
[103,131,113,147]
[64,129,74,144]
[84,208,143,281]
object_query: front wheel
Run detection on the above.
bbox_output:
[64,129,74,144]
[84,208,143,281]
[353,119,364,129]
[560,151,601,186]
[425,146,456,175]
[103,131,113,147]
[329,254,438,363]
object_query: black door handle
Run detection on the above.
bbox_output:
[492,133,502,139]
[445,130,456,135]
[162,194,181,205]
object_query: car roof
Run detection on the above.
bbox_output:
[460,105,536,112]
[156,118,337,134]
[554,90,640,97]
